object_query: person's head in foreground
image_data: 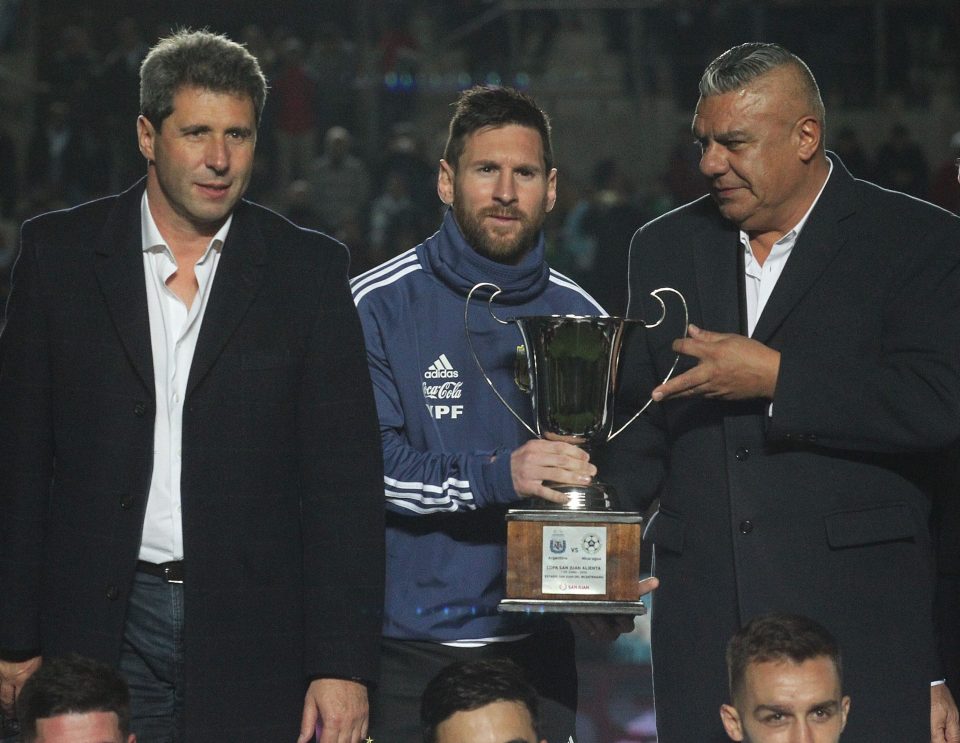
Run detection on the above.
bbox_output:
[17,654,135,743]
[721,613,850,743]
[421,658,546,743]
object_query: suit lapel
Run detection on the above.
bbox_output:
[692,216,742,334]
[751,156,856,343]
[94,181,155,393]
[187,201,267,396]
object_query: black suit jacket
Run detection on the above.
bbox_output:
[0,182,385,739]
[605,156,960,743]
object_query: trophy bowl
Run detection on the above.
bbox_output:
[511,314,643,510]
[465,283,687,511]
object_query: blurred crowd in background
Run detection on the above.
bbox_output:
[1,0,959,315]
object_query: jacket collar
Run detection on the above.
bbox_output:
[691,152,857,342]
[187,198,267,395]
[420,209,550,305]
[94,179,267,395]
[94,179,154,391]
[750,152,856,343]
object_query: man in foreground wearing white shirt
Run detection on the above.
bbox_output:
[0,29,384,743]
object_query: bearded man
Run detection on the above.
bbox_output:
[351,85,607,743]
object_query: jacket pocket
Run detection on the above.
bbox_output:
[824,503,916,549]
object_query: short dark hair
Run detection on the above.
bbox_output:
[442,86,553,172]
[700,42,825,126]
[140,28,268,129]
[726,613,843,703]
[420,659,541,743]
[16,654,131,742]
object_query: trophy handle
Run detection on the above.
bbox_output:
[465,282,539,437]
[608,287,689,442]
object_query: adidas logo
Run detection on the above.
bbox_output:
[424,353,460,379]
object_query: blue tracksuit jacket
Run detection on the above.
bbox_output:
[352,210,604,641]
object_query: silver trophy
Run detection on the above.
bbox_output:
[465,282,687,613]
[465,282,687,511]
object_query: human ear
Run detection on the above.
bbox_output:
[437,159,455,205]
[795,115,822,162]
[137,115,157,165]
[545,167,558,213]
[720,703,745,741]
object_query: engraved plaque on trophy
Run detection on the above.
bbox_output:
[465,283,687,614]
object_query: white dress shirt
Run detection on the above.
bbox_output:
[138,193,231,564]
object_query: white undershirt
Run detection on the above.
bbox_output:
[741,159,833,336]
[138,192,231,563]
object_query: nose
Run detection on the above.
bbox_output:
[699,142,728,179]
[205,136,229,176]
[792,722,816,743]
[493,171,517,205]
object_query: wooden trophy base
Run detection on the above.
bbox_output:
[500,510,645,615]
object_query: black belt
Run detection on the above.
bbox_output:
[136,560,185,584]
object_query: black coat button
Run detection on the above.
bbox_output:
[739,520,754,534]
[119,495,134,510]
[134,402,147,417]
[735,447,750,461]
[106,585,120,600]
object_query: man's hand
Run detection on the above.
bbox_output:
[568,577,660,643]
[510,438,595,505]
[298,678,368,743]
[0,656,41,716]
[651,324,780,402]
[931,683,960,743]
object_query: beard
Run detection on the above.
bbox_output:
[453,199,546,265]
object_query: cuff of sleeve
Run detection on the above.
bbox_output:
[481,448,521,506]
[932,679,947,686]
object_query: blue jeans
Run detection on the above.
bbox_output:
[118,571,185,743]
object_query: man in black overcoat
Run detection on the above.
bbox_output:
[0,29,384,743]
[605,42,960,742]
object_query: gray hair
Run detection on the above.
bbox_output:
[699,42,825,125]
[140,29,268,129]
